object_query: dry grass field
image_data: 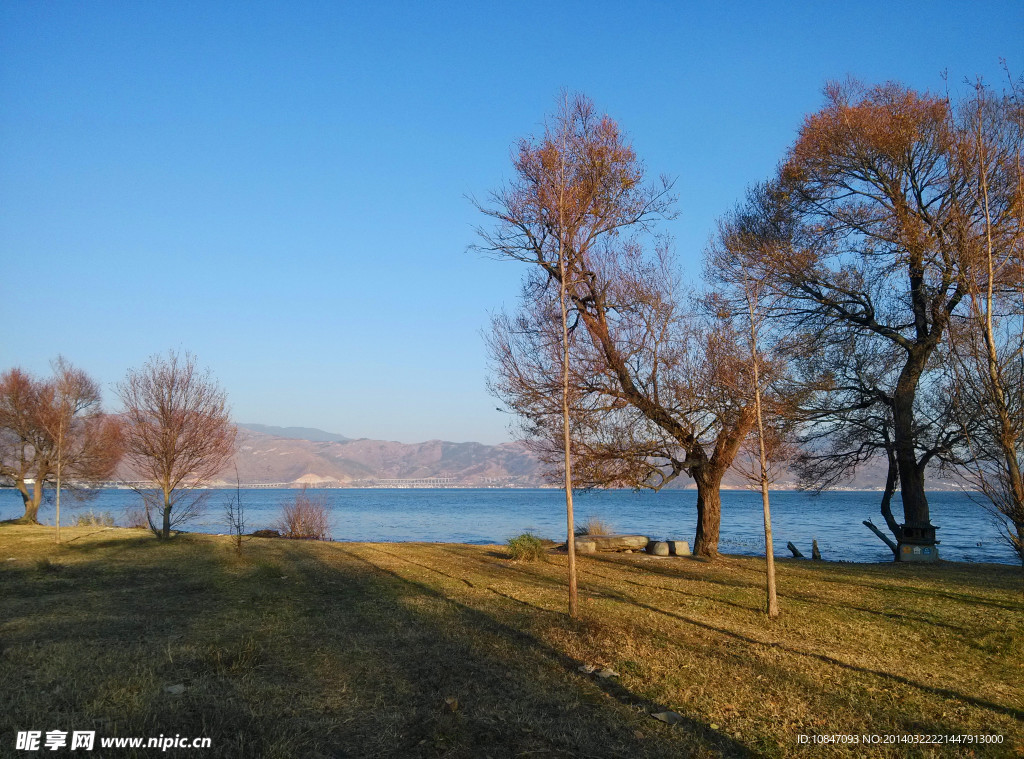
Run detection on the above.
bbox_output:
[1,523,1021,757]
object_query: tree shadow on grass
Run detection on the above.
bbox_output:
[5,533,1020,757]
[585,579,1024,724]
[316,544,754,758]
[0,537,756,758]
[412,545,1024,735]
[583,551,1023,629]
[582,559,979,633]
[767,561,1024,611]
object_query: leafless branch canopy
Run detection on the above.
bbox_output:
[480,94,771,557]
[117,350,236,538]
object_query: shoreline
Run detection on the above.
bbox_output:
[4,522,1021,570]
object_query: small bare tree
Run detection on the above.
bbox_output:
[118,351,236,539]
[708,209,806,618]
[224,465,246,554]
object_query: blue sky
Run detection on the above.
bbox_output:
[2,1,1021,444]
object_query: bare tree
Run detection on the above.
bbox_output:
[224,465,246,554]
[487,233,770,558]
[716,78,1024,562]
[0,362,120,525]
[723,81,987,555]
[475,93,676,602]
[946,76,1024,561]
[707,216,806,617]
[552,94,581,617]
[38,357,123,542]
[117,351,237,539]
[712,272,782,614]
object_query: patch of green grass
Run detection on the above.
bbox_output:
[0,523,1021,757]
[33,556,59,573]
[506,532,545,561]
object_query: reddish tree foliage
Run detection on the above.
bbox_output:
[737,81,971,546]
[0,361,121,524]
[478,95,780,558]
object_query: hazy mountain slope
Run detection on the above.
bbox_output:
[238,424,350,443]
[118,425,963,490]
[230,429,540,485]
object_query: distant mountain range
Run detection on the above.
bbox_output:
[130,423,961,491]
[238,424,351,444]
[229,425,541,487]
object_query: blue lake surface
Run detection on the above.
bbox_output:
[0,487,1017,565]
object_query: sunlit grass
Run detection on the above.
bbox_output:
[1,523,1021,757]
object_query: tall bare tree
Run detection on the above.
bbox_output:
[707,213,806,617]
[946,77,1024,561]
[724,81,985,553]
[475,93,675,603]
[0,362,120,525]
[117,351,236,539]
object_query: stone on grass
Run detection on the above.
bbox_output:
[651,710,684,725]
[164,684,185,695]
[647,541,669,556]
[668,540,690,556]
[573,539,597,554]
[583,534,649,551]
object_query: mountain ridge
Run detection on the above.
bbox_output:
[179,424,964,491]
[238,424,352,444]
[229,427,541,486]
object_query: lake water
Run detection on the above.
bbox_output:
[0,487,1018,565]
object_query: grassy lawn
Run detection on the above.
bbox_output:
[1,524,1021,758]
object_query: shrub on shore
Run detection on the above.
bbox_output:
[124,507,148,529]
[73,510,116,527]
[277,489,331,540]
[507,532,545,561]
[574,516,612,537]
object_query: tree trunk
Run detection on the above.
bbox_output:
[892,353,932,536]
[15,480,43,524]
[161,488,172,540]
[879,448,902,558]
[559,245,578,619]
[692,469,723,558]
